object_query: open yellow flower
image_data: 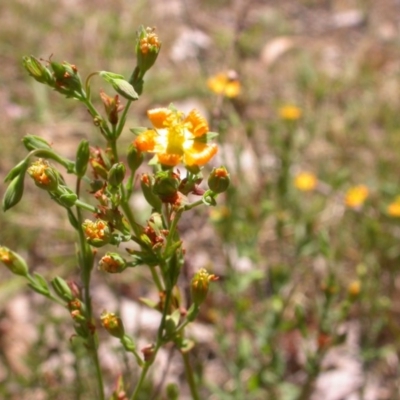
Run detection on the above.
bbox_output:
[294,172,317,191]
[345,185,369,208]
[135,107,218,167]
[387,196,400,217]
[207,70,240,98]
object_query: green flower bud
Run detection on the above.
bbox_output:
[22,135,52,151]
[108,162,126,187]
[2,173,25,212]
[136,26,161,75]
[51,61,84,97]
[98,252,127,273]
[153,171,180,202]
[99,71,138,101]
[127,143,143,172]
[191,268,218,306]
[4,159,29,183]
[0,247,29,277]
[82,219,111,247]
[57,190,78,208]
[101,311,125,339]
[51,276,73,302]
[22,55,54,85]
[75,139,90,178]
[208,166,230,194]
[140,174,162,212]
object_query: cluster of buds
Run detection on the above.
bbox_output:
[23,56,84,99]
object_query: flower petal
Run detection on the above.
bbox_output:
[184,109,209,137]
[135,130,157,151]
[147,108,170,129]
[157,153,182,166]
[184,142,218,166]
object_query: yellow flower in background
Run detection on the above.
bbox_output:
[387,196,400,217]
[279,105,302,121]
[207,70,241,98]
[135,106,218,167]
[294,172,317,192]
[345,185,369,208]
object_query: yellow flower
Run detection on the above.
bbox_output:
[207,70,241,98]
[135,106,218,167]
[294,172,317,191]
[345,185,369,208]
[278,105,302,121]
[387,196,400,217]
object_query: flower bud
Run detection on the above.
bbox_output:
[99,90,124,125]
[82,219,111,247]
[136,26,161,75]
[108,162,126,187]
[22,135,52,151]
[99,253,127,273]
[2,173,25,212]
[141,343,155,362]
[153,171,180,202]
[190,268,218,306]
[57,187,78,208]
[51,60,83,97]
[127,143,143,172]
[101,311,125,339]
[22,55,54,86]
[99,72,138,101]
[27,159,59,191]
[51,276,74,302]
[0,246,29,277]
[208,166,230,194]
[140,174,162,211]
[75,139,90,178]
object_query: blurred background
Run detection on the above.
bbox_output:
[1,0,400,399]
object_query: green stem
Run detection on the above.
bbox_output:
[182,351,200,400]
[150,266,164,292]
[130,363,151,400]
[116,100,132,138]
[75,178,105,400]
[75,199,98,213]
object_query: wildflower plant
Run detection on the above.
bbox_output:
[1,26,228,400]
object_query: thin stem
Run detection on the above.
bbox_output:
[150,266,164,292]
[182,352,200,400]
[75,178,105,400]
[130,364,151,400]
[116,100,132,138]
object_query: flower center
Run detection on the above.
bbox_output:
[164,111,191,155]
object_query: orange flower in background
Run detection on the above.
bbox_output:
[294,172,317,192]
[135,106,218,167]
[387,196,400,217]
[345,185,369,208]
[207,70,241,98]
[279,105,302,121]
